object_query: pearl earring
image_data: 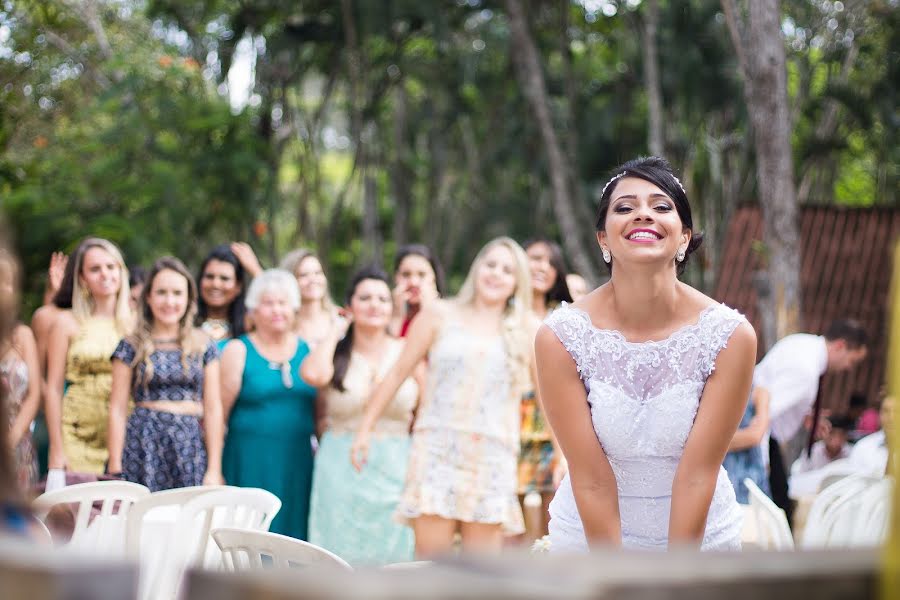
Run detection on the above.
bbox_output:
[602,247,611,264]
[676,248,686,262]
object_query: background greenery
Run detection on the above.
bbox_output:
[1,0,897,314]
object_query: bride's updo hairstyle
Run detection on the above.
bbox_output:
[595,156,703,275]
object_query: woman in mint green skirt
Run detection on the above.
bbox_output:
[221,270,316,540]
[303,266,420,564]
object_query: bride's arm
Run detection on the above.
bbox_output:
[669,321,756,546]
[534,325,621,546]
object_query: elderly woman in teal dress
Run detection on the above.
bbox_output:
[221,269,316,539]
[302,265,420,564]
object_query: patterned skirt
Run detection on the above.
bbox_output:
[308,431,413,565]
[123,407,206,492]
[396,427,524,535]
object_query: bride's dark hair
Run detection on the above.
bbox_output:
[595,156,703,275]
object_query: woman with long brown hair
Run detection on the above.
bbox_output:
[107,257,224,491]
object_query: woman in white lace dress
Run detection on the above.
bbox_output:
[534,157,756,551]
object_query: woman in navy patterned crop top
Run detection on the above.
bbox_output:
[107,257,224,492]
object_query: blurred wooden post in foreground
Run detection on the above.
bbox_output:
[882,240,900,600]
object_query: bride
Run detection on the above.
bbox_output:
[534,156,756,551]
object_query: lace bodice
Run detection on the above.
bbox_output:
[544,302,746,551]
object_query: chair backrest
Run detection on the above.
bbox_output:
[143,487,281,600]
[801,473,881,549]
[125,485,217,559]
[849,477,893,547]
[212,527,351,571]
[744,478,795,550]
[31,481,150,555]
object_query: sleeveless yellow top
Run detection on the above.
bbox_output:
[62,316,121,473]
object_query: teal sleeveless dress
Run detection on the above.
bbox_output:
[223,335,316,539]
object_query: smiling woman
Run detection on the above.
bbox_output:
[534,157,757,552]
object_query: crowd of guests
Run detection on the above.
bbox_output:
[0,158,890,557]
[0,232,591,562]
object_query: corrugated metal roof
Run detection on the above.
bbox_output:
[713,205,900,412]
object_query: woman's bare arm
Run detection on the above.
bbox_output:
[728,386,771,452]
[219,340,246,423]
[669,322,756,546]
[45,314,76,469]
[8,326,41,447]
[202,358,225,484]
[535,324,621,546]
[350,301,442,470]
[107,358,133,474]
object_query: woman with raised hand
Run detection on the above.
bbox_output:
[279,249,339,348]
[45,238,133,474]
[107,257,224,491]
[304,265,421,565]
[221,270,317,539]
[534,156,756,552]
[389,244,445,337]
[195,244,259,349]
[351,237,537,556]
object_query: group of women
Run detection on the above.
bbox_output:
[3,156,762,556]
[5,222,585,562]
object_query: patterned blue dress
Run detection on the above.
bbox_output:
[722,393,770,504]
[111,338,219,492]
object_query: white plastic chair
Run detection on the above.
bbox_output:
[31,480,150,555]
[801,473,881,548]
[212,527,351,570]
[744,478,794,550]
[125,485,217,559]
[849,477,893,547]
[139,487,281,600]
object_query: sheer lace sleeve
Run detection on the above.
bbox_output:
[544,303,595,381]
[695,305,748,380]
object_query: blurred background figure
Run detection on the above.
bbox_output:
[305,265,420,565]
[389,244,445,337]
[45,238,132,475]
[724,386,771,504]
[518,239,572,539]
[791,415,853,475]
[565,273,588,302]
[196,245,250,349]
[280,249,340,348]
[107,257,224,491]
[0,248,40,491]
[221,270,316,540]
[352,237,536,557]
[127,265,148,313]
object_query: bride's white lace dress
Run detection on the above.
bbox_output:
[544,302,745,552]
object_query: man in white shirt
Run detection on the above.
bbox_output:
[754,320,868,523]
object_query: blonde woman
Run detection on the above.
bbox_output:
[46,238,133,474]
[351,237,537,556]
[107,257,223,491]
[279,249,338,347]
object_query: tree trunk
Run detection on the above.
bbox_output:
[390,83,412,247]
[505,0,601,285]
[722,0,802,348]
[642,0,664,156]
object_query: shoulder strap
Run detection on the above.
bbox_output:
[543,303,595,381]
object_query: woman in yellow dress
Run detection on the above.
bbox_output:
[45,238,132,474]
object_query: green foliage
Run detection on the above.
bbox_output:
[1,0,896,312]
